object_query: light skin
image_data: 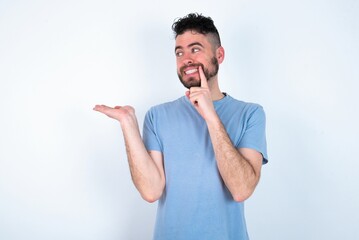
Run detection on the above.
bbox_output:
[92,104,165,202]
[94,30,263,202]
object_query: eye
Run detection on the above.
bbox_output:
[175,51,183,57]
[192,48,200,53]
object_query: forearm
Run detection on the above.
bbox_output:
[206,116,260,202]
[121,119,165,202]
[93,104,165,202]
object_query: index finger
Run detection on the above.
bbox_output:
[199,66,208,88]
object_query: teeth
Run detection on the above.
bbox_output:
[185,69,198,75]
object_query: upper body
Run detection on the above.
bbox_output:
[143,94,267,239]
[94,13,268,240]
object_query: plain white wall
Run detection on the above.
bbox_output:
[0,0,358,239]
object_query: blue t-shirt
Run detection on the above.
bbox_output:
[143,94,268,240]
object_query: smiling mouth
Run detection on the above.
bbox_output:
[184,68,198,75]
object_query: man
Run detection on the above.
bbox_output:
[94,13,268,240]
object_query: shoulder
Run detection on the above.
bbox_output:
[225,94,265,115]
[145,96,187,117]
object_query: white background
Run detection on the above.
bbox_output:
[0,0,358,239]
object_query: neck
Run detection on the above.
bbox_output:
[211,90,225,101]
[208,77,224,101]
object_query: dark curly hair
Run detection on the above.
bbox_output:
[172,13,221,47]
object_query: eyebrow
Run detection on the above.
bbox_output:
[175,42,204,52]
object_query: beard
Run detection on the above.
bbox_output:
[177,57,219,89]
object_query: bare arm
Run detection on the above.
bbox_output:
[187,67,262,202]
[93,105,165,202]
[206,116,262,202]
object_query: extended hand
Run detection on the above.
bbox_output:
[93,105,136,124]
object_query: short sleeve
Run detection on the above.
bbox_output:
[237,105,268,164]
[142,108,163,152]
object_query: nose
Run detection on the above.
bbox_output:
[181,51,194,65]
[183,56,194,66]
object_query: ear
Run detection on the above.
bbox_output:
[216,46,225,64]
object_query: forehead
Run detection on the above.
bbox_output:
[175,30,210,48]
